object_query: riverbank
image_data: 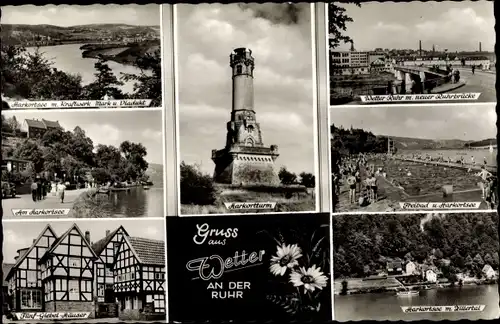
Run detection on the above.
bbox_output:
[71,188,111,218]
[80,40,160,66]
[333,157,486,212]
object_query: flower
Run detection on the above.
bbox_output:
[289,265,328,293]
[269,244,303,276]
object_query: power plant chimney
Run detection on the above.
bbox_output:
[479,42,482,52]
[419,40,422,56]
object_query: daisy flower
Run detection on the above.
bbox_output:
[269,243,303,276]
[289,265,328,293]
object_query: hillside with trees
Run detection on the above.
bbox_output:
[331,123,495,157]
[333,213,499,281]
[1,115,150,186]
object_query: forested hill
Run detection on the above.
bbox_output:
[330,124,495,153]
[332,213,499,279]
[1,24,160,45]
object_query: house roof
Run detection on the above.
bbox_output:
[6,224,57,281]
[482,264,494,272]
[127,237,165,266]
[2,263,15,287]
[41,119,62,129]
[39,223,99,263]
[24,118,62,130]
[24,119,47,129]
[91,226,129,257]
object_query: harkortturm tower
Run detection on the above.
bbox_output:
[211,48,280,185]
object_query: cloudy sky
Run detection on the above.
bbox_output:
[329,104,496,141]
[2,219,165,263]
[1,110,163,165]
[332,1,495,52]
[2,4,160,26]
[177,3,316,175]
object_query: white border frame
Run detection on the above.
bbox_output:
[174,3,324,217]
[163,4,178,217]
[316,3,335,321]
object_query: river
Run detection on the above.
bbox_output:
[335,285,500,321]
[25,44,147,95]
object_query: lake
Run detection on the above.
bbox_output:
[97,184,164,218]
[25,44,148,95]
[335,284,500,321]
[399,149,497,167]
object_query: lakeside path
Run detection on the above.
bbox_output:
[2,188,88,219]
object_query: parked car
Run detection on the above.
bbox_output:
[1,181,16,198]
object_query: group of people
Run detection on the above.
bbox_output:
[477,166,497,209]
[333,154,387,207]
[30,178,67,203]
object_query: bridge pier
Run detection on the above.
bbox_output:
[419,71,426,93]
[404,72,412,93]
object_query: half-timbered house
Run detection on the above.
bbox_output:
[114,236,165,320]
[3,223,166,321]
[91,226,128,318]
[38,224,98,316]
[5,225,57,313]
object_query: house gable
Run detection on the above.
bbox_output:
[6,225,57,282]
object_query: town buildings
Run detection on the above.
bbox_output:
[3,224,166,321]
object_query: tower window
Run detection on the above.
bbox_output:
[245,138,254,147]
[236,65,242,74]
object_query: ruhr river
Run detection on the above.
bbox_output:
[335,285,500,321]
[25,44,148,95]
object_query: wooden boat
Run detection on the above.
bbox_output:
[143,186,150,190]
[97,188,110,194]
[396,290,419,297]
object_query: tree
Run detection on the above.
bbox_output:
[7,116,20,133]
[278,167,297,185]
[83,57,124,100]
[119,141,149,181]
[12,140,44,174]
[180,161,216,205]
[328,2,361,50]
[299,172,315,188]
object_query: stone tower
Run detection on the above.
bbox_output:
[211,48,280,185]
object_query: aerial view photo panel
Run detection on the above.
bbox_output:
[176,3,318,215]
[1,4,163,109]
[332,212,500,321]
[328,0,495,105]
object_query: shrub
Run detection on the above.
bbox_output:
[180,161,216,205]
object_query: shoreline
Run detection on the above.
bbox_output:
[24,41,160,67]
[334,280,498,296]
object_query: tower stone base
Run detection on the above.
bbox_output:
[212,146,279,186]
